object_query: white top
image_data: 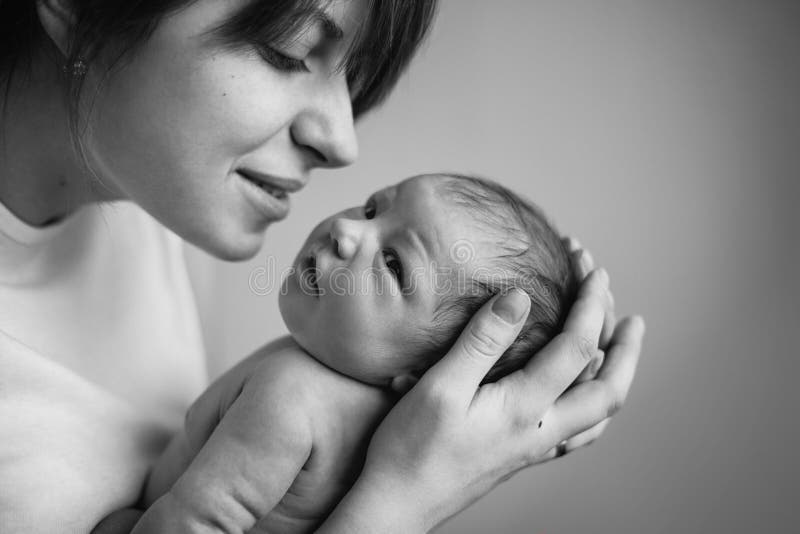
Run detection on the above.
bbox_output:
[0,199,207,533]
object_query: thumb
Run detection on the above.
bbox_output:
[423,288,530,398]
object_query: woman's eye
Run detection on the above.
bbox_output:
[256,44,309,73]
[382,249,403,282]
[363,197,377,219]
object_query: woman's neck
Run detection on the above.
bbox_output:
[0,52,118,227]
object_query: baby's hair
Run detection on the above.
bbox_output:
[412,174,578,384]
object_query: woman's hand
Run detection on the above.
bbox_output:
[320,246,644,533]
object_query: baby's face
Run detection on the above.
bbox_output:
[279,175,489,385]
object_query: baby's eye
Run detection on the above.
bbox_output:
[363,196,377,219]
[382,249,403,282]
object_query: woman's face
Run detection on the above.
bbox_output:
[83,0,363,260]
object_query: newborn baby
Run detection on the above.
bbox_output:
[142,173,578,533]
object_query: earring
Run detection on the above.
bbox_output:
[63,58,88,78]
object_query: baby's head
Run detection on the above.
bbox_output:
[279,174,577,389]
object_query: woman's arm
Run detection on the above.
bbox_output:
[318,266,644,533]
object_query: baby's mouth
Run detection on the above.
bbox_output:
[300,251,321,297]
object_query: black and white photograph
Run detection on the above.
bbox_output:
[0,1,797,533]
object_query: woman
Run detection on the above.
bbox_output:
[0,0,644,532]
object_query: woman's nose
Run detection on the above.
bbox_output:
[329,218,361,260]
[290,74,359,168]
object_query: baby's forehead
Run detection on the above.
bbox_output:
[392,175,507,263]
[392,174,467,213]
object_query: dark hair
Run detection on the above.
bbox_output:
[1,0,437,133]
[413,174,578,384]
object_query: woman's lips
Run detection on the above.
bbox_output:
[235,171,293,221]
[237,169,305,197]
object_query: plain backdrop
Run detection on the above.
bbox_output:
[184,1,800,532]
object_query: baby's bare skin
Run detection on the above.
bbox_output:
[143,337,395,533]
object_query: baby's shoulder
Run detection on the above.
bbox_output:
[253,337,341,390]
[251,338,393,427]
[247,338,378,403]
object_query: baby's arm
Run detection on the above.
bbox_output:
[143,336,300,506]
[133,349,314,533]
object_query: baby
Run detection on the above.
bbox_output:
[141,173,578,532]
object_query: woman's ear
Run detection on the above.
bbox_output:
[36,0,75,56]
[389,374,419,395]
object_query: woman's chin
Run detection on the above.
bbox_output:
[193,227,268,262]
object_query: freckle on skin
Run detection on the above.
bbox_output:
[538,420,543,428]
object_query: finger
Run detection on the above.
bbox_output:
[599,309,616,350]
[569,250,589,281]
[580,248,595,273]
[569,248,595,282]
[423,289,530,399]
[504,270,609,407]
[538,419,610,463]
[562,236,582,253]
[548,316,645,441]
[563,268,608,344]
[599,287,616,350]
[595,314,645,388]
[565,418,610,450]
[574,349,605,383]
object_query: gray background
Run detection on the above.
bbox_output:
[184,1,800,532]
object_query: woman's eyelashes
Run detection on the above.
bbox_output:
[255,44,309,73]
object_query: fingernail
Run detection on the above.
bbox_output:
[582,250,594,267]
[596,268,609,285]
[590,351,605,375]
[492,289,529,324]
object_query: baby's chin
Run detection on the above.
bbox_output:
[277,297,409,387]
[291,331,399,387]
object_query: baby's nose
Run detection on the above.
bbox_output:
[330,219,358,260]
[332,236,357,259]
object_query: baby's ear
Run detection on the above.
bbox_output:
[389,374,419,395]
